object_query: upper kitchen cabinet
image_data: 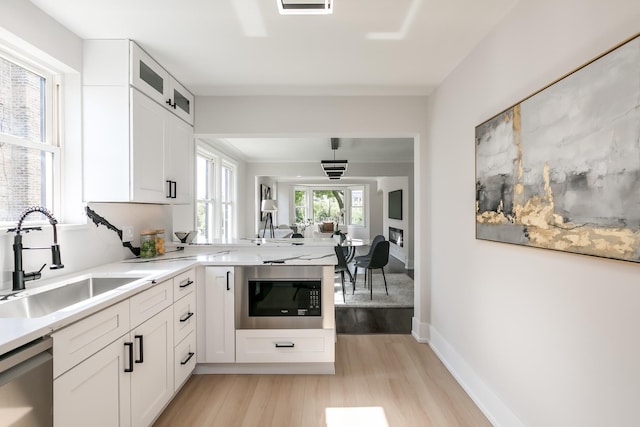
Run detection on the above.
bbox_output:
[82,39,194,204]
[131,43,194,125]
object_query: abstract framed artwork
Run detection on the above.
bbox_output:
[476,33,640,263]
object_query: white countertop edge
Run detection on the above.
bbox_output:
[0,246,336,355]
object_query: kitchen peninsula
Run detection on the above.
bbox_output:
[0,239,337,426]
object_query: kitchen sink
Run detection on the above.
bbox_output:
[0,275,145,318]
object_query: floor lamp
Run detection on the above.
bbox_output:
[261,199,277,238]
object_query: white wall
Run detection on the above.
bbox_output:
[426,1,640,426]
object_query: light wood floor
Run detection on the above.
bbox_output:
[154,335,491,427]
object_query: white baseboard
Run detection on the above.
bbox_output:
[194,362,335,375]
[411,316,430,343]
[429,326,525,427]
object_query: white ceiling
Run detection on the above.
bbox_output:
[30,0,516,166]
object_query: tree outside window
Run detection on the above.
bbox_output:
[313,190,344,224]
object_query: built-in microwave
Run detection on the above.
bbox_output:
[248,279,321,316]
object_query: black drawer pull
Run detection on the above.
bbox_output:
[134,335,144,363]
[124,342,134,372]
[180,352,195,365]
[275,342,295,348]
[179,279,194,289]
[180,312,194,322]
[226,271,231,291]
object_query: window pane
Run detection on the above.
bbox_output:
[349,188,364,226]
[0,145,52,222]
[196,200,213,242]
[351,207,364,225]
[196,156,210,199]
[222,203,232,240]
[294,189,307,222]
[0,57,45,143]
[221,166,231,202]
[313,189,344,223]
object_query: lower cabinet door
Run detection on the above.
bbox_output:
[130,306,174,427]
[174,330,197,392]
[54,335,131,427]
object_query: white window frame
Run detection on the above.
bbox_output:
[348,185,366,227]
[0,47,61,227]
[220,160,236,240]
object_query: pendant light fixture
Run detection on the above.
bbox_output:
[321,138,348,180]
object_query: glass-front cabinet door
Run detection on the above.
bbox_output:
[131,42,169,106]
[130,41,194,125]
[169,79,195,125]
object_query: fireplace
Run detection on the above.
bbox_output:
[389,227,403,247]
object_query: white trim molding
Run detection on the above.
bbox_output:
[411,316,429,343]
[429,325,525,427]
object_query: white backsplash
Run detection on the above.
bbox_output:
[0,203,172,292]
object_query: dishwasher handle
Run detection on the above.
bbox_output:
[0,337,52,374]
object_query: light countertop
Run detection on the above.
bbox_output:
[0,243,334,356]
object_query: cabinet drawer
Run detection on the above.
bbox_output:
[235,329,335,363]
[174,330,196,391]
[174,291,196,344]
[173,268,195,301]
[52,300,130,378]
[130,280,172,328]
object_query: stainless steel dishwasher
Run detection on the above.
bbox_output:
[0,337,53,427]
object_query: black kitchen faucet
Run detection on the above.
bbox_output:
[8,206,64,292]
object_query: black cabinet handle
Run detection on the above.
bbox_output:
[180,312,194,322]
[124,342,134,372]
[180,352,195,365]
[166,98,176,108]
[226,271,231,291]
[179,279,194,289]
[275,342,295,348]
[135,335,144,364]
[166,180,177,198]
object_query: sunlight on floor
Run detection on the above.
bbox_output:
[326,407,390,427]
[2,407,34,424]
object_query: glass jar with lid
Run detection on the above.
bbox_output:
[155,229,165,255]
[140,230,157,258]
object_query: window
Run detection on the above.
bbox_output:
[0,52,59,225]
[220,163,234,240]
[312,189,344,224]
[349,186,364,226]
[195,153,214,241]
[195,142,236,242]
[293,188,308,223]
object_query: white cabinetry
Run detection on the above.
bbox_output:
[200,267,235,363]
[53,279,177,427]
[197,265,336,373]
[131,42,194,124]
[83,39,194,204]
[130,306,173,427]
[172,269,197,391]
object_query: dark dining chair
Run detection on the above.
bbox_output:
[353,234,385,288]
[334,245,354,302]
[354,240,390,300]
[354,234,385,264]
